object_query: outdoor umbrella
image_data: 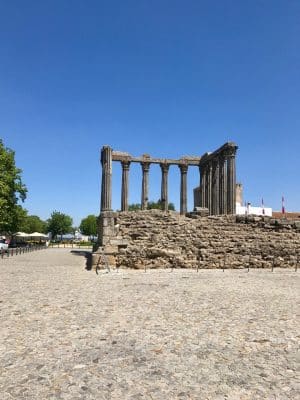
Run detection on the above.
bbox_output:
[28,232,49,239]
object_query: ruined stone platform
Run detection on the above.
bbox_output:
[0,248,299,399]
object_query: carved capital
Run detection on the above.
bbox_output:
[160,163,170,173]
[179,163,188,174]
[121,160,131,171]
[222,145,237,159]
[212,158,220,168]
[141,162,150,172]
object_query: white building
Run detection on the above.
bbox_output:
[235,183,272,216]
[236,203,272,217]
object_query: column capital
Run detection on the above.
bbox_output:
[179,163,188,174]
[212,157,220,167]
[219,154,226,163]
[222,145,237,159]
[121,160,131,170]
[160,162,170,173]
[141,161,150,172]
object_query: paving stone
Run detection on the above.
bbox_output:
[0,248,299,399]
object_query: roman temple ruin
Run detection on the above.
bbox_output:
[90,142,299,270]
[100,141,238,216]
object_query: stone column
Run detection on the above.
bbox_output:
[179,164,188,215]
[227,147,237,214]
[219,155,227,214]
[141,162,150,210]
[212,159,220,215]
[121,160,130,211]
[100,145,113,211]
[207,162,212,214]
[200,165,207,208]
[160,163,169,212]
[204,164,209,209]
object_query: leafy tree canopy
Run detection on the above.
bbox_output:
[79,214,98,236]
[128,200,175,211]
[20,214,47,234]
[128,203,141,211]
[47,211,73,239]
[0,139,27,234]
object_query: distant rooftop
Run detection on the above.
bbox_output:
[272,211,300,219]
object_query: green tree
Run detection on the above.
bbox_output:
[79,215,97,236]
[128,200,175,211]
[20,215,47,234]
[148,200,175,211]
[47,211,73,239]
[0,139,27,234]
[12,205,28,234]
[128,203,141,211]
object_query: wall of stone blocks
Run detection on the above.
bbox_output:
[115,210,300,269]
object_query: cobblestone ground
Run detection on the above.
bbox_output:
[0,248,299,400]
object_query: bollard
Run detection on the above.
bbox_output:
[296,253,298,272]
[272,257,275,272]
[223,252,226,272]
[248,253,251,272]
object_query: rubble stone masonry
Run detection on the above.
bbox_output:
[114,210,300,269]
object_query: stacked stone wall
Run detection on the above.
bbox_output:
[115,210,300,269]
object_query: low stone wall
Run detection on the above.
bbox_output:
[115,210,300,269]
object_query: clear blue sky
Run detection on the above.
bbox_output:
[1,1,299,226]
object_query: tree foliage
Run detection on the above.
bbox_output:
[148,200,175,211]
[0,139,27,234]
[79,214,98,236]
[128,200,175,211]
[128,203,141,211]
[47,211,73,239]
[20,214,47,234]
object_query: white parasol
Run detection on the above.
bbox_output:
[28,232,49,239]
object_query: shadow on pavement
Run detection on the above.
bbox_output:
[70,250,92,271]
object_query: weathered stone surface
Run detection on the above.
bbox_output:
[115,210,300,269]
[0,249,299,399]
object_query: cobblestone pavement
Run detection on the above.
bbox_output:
[1,249,299,400]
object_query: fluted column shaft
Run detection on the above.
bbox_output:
[227,154,236,214]
[141,162,150,210]
[219,156,227,214]
[100,146,113,211]
[212,159,220,215]
[121,160,130,211]
[204,165,209,209]
[160,163,169,211]
[200,165,207,208]
[207,162,212,214]
[179,164,188,215]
